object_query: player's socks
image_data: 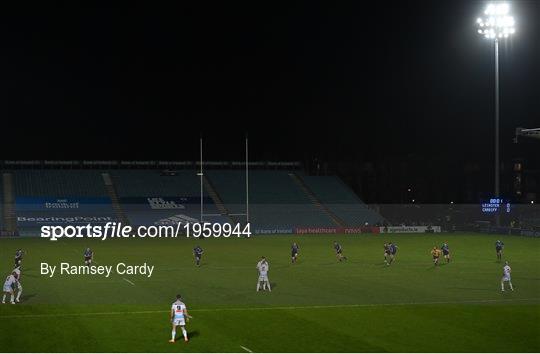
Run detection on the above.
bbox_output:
[256,283,260,291]
[171,330,176,341]
[10,294,14,303]
[181,327,188,341]
[266,281,271,291]
[509,282,514,291]
[2,294,5,303]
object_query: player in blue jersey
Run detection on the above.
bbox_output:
[84,248,93,266]
[495,240,504,261]
[193,246,203,267]
[334,241,347,262]
[441,242,450,263]
[291,243,300,263]
[388,242,398,264]
[14,249,24,267]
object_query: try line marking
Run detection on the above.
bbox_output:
[0,298,537,319]
[240,345,253,353]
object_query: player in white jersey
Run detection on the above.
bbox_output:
[12,266,22,303]
[501,261,514,292]
[169,294,192,343]
[2,272,17,304]
[256,256,271,292]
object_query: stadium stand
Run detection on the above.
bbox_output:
[206,170,336,229]
[4,167,383,232]
[110,170,226,226]
[111,170,203,197]
[13,170,108,197]
[11,170,114,235]
[300,174,385,226]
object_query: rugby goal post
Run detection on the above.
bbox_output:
[198,137,249,224]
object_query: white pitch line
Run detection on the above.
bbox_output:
[0,298,537,319]
[240,345,253,353]
[123,278,135,285]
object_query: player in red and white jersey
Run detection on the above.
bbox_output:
[169,294,192,343]
[12,266,22,303]
[2,272,17,304]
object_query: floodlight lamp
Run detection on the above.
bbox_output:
[476,3,515,40]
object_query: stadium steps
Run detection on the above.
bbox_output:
[289,172,346,227]
[102,173,131,226]
[202,175,236,224]
[2,173,17,233]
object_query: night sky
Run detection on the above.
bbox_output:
[1,1,538,167]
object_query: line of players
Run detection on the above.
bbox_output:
[2,240,514,345]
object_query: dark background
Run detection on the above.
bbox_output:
[0,1,538,202]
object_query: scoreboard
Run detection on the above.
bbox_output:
[481,198,511,213]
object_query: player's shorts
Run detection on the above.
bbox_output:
[433,255,439,259]
[292,251,298,257]
[3,285,13,293]
[172,317,186,326]
[496,248,502,252]
[336,250,342,254]
[443,250,449,255]
[502,275,511,282]
[258,275,269,282]
[195,255,201,260]
[85,256,92,261]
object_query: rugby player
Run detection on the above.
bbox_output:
[495,240,504,261]
[193,245,203,267]
[431,246,442,266]
[84,248,93,266]
[291,242,300,263]
[12,266,22,303]
[14,249,24,267]
[169,294,192,343]
[334,241,347,262]
[501,261,514,292]
[388,242,398,264]
[2,271,17,304]
[256,256,271,292]
[383,243,390,265]
[441,242,450,263]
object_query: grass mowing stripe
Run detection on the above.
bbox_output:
[123,278,135,285]
[1,297,537,319]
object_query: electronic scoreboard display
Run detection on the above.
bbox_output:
[481,198,511,213]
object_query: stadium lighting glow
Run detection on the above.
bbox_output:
[476,3,515,39]
[475,3,517,226]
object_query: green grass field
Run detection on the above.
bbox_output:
[0,233,539,352]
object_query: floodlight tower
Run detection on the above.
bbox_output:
[476,3,515,225]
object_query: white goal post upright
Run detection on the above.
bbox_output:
[246,135,249,225]
[198,137,249,224]
[199,137,204,223]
